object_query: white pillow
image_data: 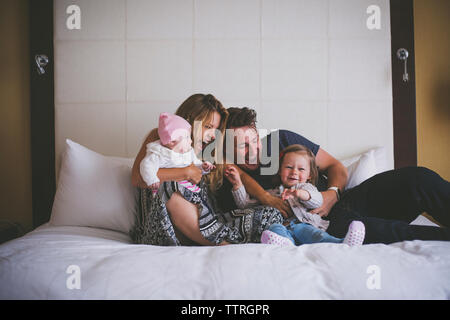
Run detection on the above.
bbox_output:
[50,139,137,234]
[341,147,387,172]
[372,146,389,173]
[340,147,388,190]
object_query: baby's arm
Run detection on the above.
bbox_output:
[231,185,254,209]
[296,183,323,209]
[224,165,242,190]
[282,188,310,201]
[281,183,323,209]
[140,152,161,189]
[201,161,215,173]
[225,165,257,209]
[191,150,215,174]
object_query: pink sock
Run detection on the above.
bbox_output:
[261,230,295,247]
[343,221,365,246]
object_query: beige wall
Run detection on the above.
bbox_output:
[414,0,450,180]
[0,0,33,232]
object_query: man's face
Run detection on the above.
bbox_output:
[231,126,261,171]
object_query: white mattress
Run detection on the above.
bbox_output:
[1,218,449,300]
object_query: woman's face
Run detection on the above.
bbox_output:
[200,111,221,149]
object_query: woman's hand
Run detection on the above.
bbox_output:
[309,190,338,217]
[185,163,203,185]
[224,165,243,190]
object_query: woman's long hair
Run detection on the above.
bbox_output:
[175,94,229,193]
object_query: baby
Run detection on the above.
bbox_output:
[140,112,215,194]
[225,144,365,247]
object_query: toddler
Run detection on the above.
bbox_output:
[225,144,365,247]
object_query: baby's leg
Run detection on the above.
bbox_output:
[178,180,200,192]
[260,224,295,246]
[290,223,343,245]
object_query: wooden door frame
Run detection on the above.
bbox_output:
[29,0,55,228]
[390,0,418,168]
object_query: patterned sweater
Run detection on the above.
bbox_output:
[231,182,330,231]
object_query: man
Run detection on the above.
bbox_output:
[218,107,450,244]
[219,107,346,218]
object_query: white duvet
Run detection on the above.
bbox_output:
[1,217,449,300]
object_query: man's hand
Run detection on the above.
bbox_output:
[309,190,338,217]
[262,194,293,219]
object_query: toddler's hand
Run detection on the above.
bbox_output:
[281,188,298,201]
[282,188,310,201]
[224,165,242,189]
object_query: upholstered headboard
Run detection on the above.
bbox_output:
[52,0,395,176]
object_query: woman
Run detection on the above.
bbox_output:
[130,94,284,246]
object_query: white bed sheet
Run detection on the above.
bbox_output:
[1,220,449,300]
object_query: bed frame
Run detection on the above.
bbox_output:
[28,0,417,228]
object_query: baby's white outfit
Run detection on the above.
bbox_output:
[140,140,206,192]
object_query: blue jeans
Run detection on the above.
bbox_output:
[269,221,343,246]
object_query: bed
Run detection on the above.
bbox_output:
[1,140,449,300]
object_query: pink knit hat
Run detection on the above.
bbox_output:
[158,112,191,145]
